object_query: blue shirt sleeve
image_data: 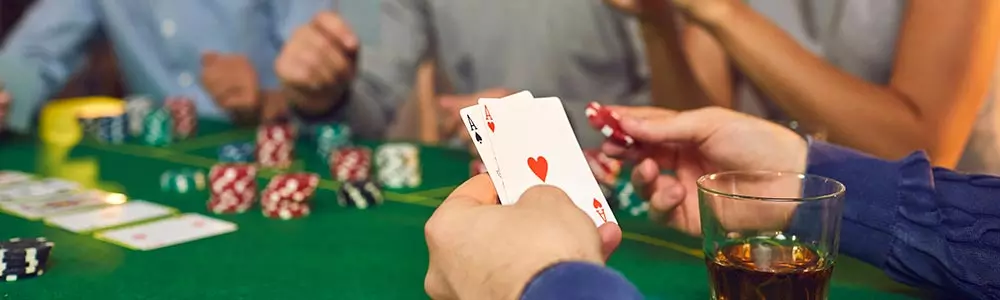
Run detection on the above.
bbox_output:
[805,140,1000,299]
[520,262,644,300]
[0,0,99,133]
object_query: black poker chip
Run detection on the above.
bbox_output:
[337,180,384,209]
[0,237,53,282]
[2,269,44,282]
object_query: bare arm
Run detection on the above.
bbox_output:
[636,5,715,110]
[686,0,1000,165]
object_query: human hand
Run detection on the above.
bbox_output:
[201,52,260,123]
[425,175,622,300]
[275,11,359,113]
[601,106,807,235]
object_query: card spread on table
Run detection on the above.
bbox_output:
[0,170,33,186]
[1,190,122,220]
[46,200,176,233]
[0,178,80,203]
[95,213,237,251]
[463,94,616,226]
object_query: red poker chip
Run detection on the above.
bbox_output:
[585,102,635,147]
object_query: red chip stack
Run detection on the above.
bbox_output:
[261,173,319,220]
[584,149,622,186]
[208,163,258,214]
[165,96,198,139]
[330,147,372,181]
[256,124,296,168]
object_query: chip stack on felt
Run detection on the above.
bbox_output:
[160,169,207,193]
[218,142,255,163]
[78,107,127,144]
[1,237,54,282]
[338,180,383,209]
[261,173,319,219]
[124,95,154,137]
[207,164,258,214]
[142,108,174,146]
[164,96,198,140]
[256,124,296,168]
[374,143,421,189]
[314,123,352,163]
[330,147,372,181]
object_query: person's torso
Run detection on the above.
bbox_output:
[428,0,648,104]
[94,0,286,119]
[737,0,1000,174]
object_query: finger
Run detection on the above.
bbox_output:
[312,12,359,52]
[439,174,499,209]
[647,175,685,213]
[597,222,623,261]
[606,105,677,120]
[619,107,726,145]
[631,158,660,200]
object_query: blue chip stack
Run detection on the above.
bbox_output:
[218,142,255,162]
[96,114,127,144]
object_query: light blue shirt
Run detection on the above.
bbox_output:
[0,0,344,133]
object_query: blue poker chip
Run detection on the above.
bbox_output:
[218,142,255,163]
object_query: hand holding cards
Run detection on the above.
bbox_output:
[459,92,617,226]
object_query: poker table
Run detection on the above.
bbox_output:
[0,119,922,299]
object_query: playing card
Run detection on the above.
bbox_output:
[479,97,617,226]
[95,213,237,251]
[460,104,508,203]
[1,190,124,220]
[0,171,33,186]
[45,200,176,233]
[0,178,80,203]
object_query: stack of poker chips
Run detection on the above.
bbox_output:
[77,107,128,144]
[314,123,352,163]
[256,124,296,168]
[374,143,421,189]
[614,179,649,217]
[218,142,255,163]
[160,169,207,193]
[207,164,258,214]
[261,173,319,219]
[1,237,54,282]
[337,180,384,209]
[124,95,154,137]
[164,97,197,140]
[330,147,372,181]
[142,108,174,146]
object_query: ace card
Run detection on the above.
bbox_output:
[460,104,508,204]
[95,213,237,251]
[1,190,122,219]
[46,200,176,233]
[478,97,616,226]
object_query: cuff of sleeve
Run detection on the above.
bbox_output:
[805,140,931,269]
[0,55,45,133]
[520,262,642,300]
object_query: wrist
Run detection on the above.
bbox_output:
[684,0,742,30]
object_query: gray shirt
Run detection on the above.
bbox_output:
[334,0,650,148]
[739,0,1000,175]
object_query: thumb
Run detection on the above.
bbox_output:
[597,222,622,260]
[619,107,726,145]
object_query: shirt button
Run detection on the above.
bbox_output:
[177,72,193,87]
[161,19,177,38]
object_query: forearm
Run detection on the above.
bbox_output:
[520,262,643,300]
[807,141,1000,299]
[696,3,930,161]
[639,9,713,110]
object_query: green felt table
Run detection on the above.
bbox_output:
[0,120,921,299]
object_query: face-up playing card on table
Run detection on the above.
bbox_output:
[45,200,176,233]
[0,171,33,187]
[1,190,124,220]
[477,97,617,226]
[0,178,80,203]
[460,104,509,204]
[95,213,237,251]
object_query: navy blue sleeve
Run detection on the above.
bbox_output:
[520,262,644,300]
[805,141,1000,299]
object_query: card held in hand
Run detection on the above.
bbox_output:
[477,96,617,226]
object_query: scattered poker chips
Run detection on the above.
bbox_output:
[142,108,174,146]
[330,147,372,181]
[1,237,54,282]
[208,164,258,214]
[164,97,197,140]
[160,169,207,193]
[256,124,296,169]
[584,149,623,187]
[469,160,488,177]
[218,142,255,163]
[585,102,635,147]
[261,173,319,220]
[315,123,352,163]
[125,95,154,137]
[375,143,421,189]
[337,180,383,209]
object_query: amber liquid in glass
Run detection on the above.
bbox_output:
[706,240,833,300]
